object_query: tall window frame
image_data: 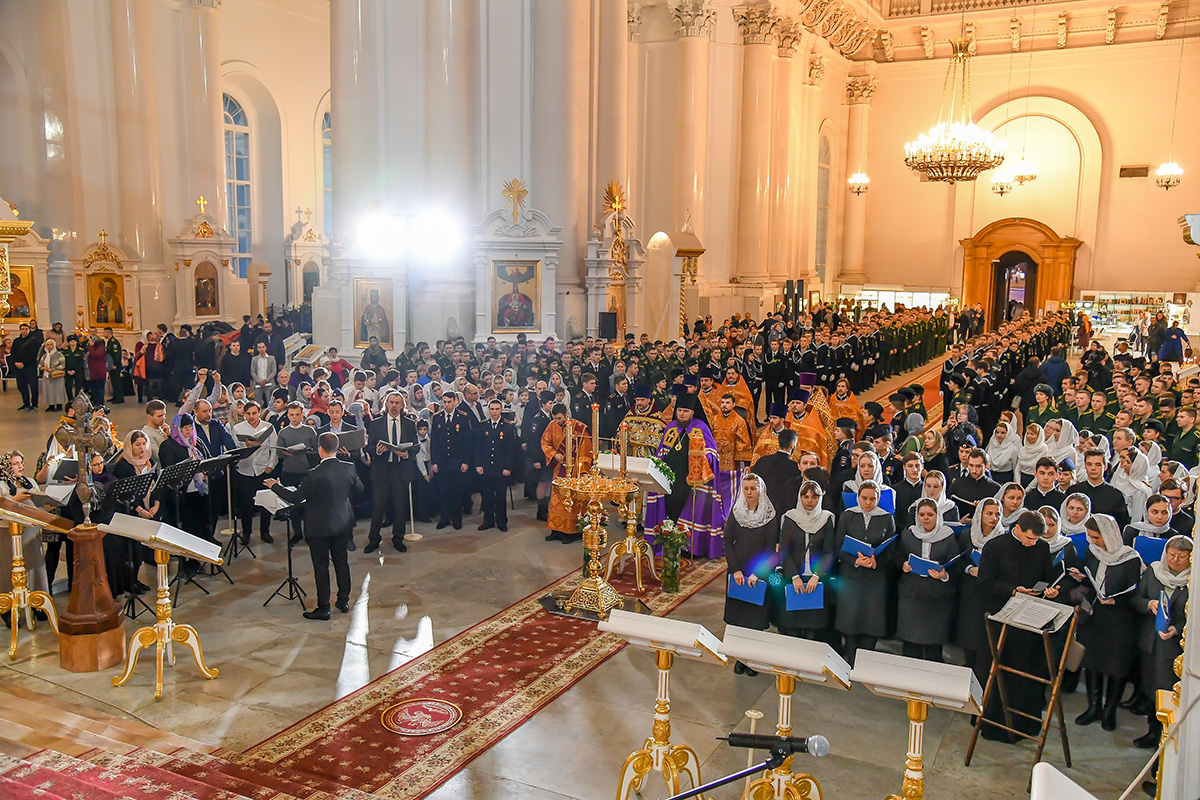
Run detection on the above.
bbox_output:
[322,111,332,239]
[815,134,832,283]
[223,94,252,279]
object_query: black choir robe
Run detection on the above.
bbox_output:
[723,513,779,630]
[833,511,896,638]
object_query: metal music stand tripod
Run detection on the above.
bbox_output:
[218,445,260,563]
[262,498,306,610]
[103,470,158,620]
[154,459,207,602]
[196,452,239,586]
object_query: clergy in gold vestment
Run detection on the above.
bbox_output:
[541,403,592,542]
[753,401,789,463]
[828,377,868,440]
[623,387,667,458]
[721,366,754,416]
[710,393,754,515]
[786,388,831,470]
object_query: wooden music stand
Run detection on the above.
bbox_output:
[964,594,1076,788]
[0,497,72,660]
[100,513,222,701]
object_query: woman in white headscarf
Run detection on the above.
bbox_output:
[1045,418,1079,469]
[1112,446,1154,524]
[1132,535,1192,747]
[955,497,1002,675]
[1140,440,1163,481]
[834,481,897,666]
[1071,514,1144,731]
[1123,493,1172,549]
[778,480,835,638]
[985,421,1021,485]
[897,498,962,663]
[994,482,1026,531]
[724,473,779,673]
[1036,505,1079,568]
[1016,423,1049,486]
[907,470,959,526]
[841,450,895,515]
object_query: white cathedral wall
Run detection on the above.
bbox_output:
[863,39,1200,297]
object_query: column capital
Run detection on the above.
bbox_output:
[670,0,717,40]
[733,5,779,46]
[186,0,221,7]
[807,54,826,86]
[846,75,877,105]
[628,3,644,43]
[777,18,801,57]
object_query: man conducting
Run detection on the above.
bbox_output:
[266,432,362,620]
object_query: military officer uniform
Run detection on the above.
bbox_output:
[432,406,474,529]
[475,413,519,531]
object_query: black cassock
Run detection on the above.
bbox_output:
[722,514,779,630]
[1075,553,1142,679]
[896,529,962,645]
[774,515,835,634]
[833,511,896,638]
[975,533,1062,742]
[1133,569,1188,694]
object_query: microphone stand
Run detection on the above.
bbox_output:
[661,747,789,800]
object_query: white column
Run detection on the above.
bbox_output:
[733,6,776,283]
[840,74,875,286]
[180,0,224,232]
[425,0,474,214]
[330,0,381,242]
[768,21,799,283]
[110,0,163,264]
[671,1,715,236]
[595,0,628,201]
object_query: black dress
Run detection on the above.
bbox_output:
[833,511,896,638]
[1132,569,1188,693]
[1075,553,1142,679]
[976,533,1062,741]
[723,513,779,630]
[775,514,834,634]
[897,529,962,645]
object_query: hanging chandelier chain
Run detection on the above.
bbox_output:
[1167,0,1190,159]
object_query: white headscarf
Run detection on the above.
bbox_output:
[985,421,1020,472]
[919,470,957,518]
[1112,448,1153,524]
[1086,514,1143,592]
[731,473,777,529]
[1152,535,1192,593]
[1142,440,1163,477]
[843,451,883,494]
[782,480,833,575]
[1129,494,1172,536]
[846,481,892,519]
[909,499,956,559]
[994,482,1026,529]
[1036,505,1073,554]
[970,497,1002,550]
[1058,492,1092,536]
[1049,419,1079,466]
[1016,424,1049,477]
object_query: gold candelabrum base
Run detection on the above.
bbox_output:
[885,700,928,800]
[112,549,218,700]
[553,467,639,620]
[0,522,59,660]
[604,495,658,593]
[616,650,707,800]
[743,675,824,800]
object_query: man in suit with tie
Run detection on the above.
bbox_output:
[265,432,363,620]
[432,390,473,530]
[365,391,416,554]
[475,399,519,532]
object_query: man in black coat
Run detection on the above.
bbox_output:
[167,324,198,404]
[948,448,1001,520]
[431,390,474,530]
[475,399,519,532]
[1068,449,1132,529]
[365,391,417,553]
[750,428,802,519]
[267,432,363,620]
[9,323,42,410]
[524,390,555,521]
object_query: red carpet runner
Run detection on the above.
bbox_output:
[242,558,727,799]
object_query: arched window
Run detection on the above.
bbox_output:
[322,111,332,239]
[223,94,252,278]
[815,135,832,283]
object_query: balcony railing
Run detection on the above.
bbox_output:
[889,0,1060,17]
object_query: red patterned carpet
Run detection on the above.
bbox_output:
[240,558,727,800]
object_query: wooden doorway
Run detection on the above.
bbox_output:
[992,250,1037,324]
[960,218,1081,330]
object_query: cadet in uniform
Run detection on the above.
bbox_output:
[475,399,519,532]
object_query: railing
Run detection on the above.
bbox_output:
[890,0,1061,17]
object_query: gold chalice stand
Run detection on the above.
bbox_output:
[602,422,659,593]
[0,499,72,660]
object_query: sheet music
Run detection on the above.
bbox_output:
[254,488,292,514]
[990,594,1073,633]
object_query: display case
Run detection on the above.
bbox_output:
[1072,292,1168,336]
[843,287,954,312]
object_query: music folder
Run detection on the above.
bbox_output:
[99,512,223,565]
[335,428,368,451]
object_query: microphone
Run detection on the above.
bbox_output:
[719,733,830,758]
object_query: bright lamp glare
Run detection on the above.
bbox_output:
[357,214,408,260]
[410,210,463,263]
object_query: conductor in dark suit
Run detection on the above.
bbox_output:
[266,432,363,620]
[749,427,803,517]
[365,391,417,554]
[475,399,519,532]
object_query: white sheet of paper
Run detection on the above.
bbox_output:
[254,488,291,514]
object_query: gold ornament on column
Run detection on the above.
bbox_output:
[603,181,629,337]
[501,178,529,224]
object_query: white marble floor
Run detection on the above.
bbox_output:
[0,382,1156,800]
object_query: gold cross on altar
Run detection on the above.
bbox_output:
[196,195,208,214]
[305,208,312,222]
[98,229,108,247]
[501,179,528,224]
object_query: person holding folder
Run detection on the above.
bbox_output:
[1131,534,1190,748]
[365,391,417,554]
[265,432,363,620]
[723,473,778,676]
[777,480,834,641]
[276,402,319,545]
[833,480,896,666]
[897,498,962,663]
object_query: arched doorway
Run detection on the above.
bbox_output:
[960,217,1081,330]
[302,262,320,303]
[993,251,1037,324]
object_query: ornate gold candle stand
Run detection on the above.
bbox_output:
[0,500,72,660]
[603,422,658,593]
[113,548,218,701]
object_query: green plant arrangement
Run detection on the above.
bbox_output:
[653,520,688,593]
[649,455,675,486]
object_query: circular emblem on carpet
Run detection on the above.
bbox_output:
[381,698,463,736]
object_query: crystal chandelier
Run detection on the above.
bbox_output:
[848,173,870,195]
[991,171,1014,196]
[1011,159,1038,185]
[904,38,1005,183]
[1156,162,1183,190]
[1157,0,1189,191]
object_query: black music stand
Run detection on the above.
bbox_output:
[196,452,239,585]
[155,459,206,602]
[104,470,158,620]
[260,494,306,610]
[219,445,260,563]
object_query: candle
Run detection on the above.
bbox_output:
[591,403,600,466]
[619,421,628,477]
[565,421,573,477]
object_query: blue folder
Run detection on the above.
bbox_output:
[1052,549,1068,567]
[1068,532,1090,559]
[969,549,982,567]
[908,552,962,577]
[841,534,898,559]
[784,582,825,611]
[1157,590,1171,634]
[1134,535,1167,566]
[727,575,768,605]
[841,486,896,514]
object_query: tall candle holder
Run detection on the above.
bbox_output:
[604,422,658,592]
